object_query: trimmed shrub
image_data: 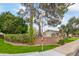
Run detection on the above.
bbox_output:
[57,40,65,45]
[0,33,4,39]
[5,34,36,44]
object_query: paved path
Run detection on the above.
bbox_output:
[75,50,79,56]
[0,50,65,56]
[53,40,79,56]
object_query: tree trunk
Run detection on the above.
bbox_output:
[38,21,43,38]
[29,8,35,39]
[28,14,34,44]
[29,16,34,37]
[66,32,69,38]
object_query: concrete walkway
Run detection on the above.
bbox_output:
[0,40,79,56]
[0,50,65,56]
[53,40,79,56]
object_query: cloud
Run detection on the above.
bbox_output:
[14,4,26,13]
[68,3,79,12]
[61,3,79,25]
[0,6,5,13]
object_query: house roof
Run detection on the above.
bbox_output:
[43,27,59,33]
[44,30,58,34]
[33,24,59,33]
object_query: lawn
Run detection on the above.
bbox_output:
[0,37,78,54]
[64,37,79,43]
[57,37,79,45]
[0,39,58,54]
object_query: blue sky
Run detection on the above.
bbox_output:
[0,3,20,16]
[62,3,79,24]
[0,3,79,25]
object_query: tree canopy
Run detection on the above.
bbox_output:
[60,17,79,37]
[18,3,74,37]
[0,12,28,34]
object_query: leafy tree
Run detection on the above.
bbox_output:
[18,3,74,38]
[37,3,73,37]
[0,12,28,34]
[18,4,36,41]
[61,17,79,37]
[67,17,79,35]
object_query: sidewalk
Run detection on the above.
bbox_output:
[53,40,79,56]
[0,50,65,56]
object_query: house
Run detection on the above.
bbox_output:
[43,29,59,37]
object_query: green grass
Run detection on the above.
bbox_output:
[57,37,79,45]
[0,39,58,54]
[64,37,79,43]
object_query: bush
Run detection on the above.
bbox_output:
[5,34,36,44]
[57,40,65,45]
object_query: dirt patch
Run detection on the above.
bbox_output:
[4,37,59,46]
[34,37,58,45]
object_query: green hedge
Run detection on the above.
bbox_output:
[5,34,36,44]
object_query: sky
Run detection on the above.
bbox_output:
[62,3,79,24]
[0,3,20,16]
[0,3,79,31]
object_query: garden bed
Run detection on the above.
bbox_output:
[5,34,59,45]
[5,34,36,45]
